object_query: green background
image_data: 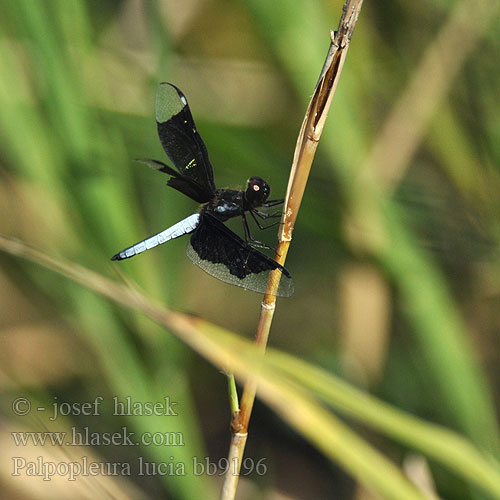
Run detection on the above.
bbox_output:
[1,1,499,499]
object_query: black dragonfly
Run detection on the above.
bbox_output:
[111,83,294,297]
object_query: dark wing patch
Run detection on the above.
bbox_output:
[187,214,294,297]
[136,158,213,203]
[135,158,178,176]
[166,177,211,204]
[155,83,216,202]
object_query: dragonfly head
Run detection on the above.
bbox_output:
[245,177,270,207]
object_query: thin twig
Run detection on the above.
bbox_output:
[227,373,240,414]
[220,2,364,499]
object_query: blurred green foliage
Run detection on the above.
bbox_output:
[1,0,500,499]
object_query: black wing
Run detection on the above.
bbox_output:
[135,158,212,203]
[186,214,294,297]
[155,83,216,202]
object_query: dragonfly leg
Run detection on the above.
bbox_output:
[241,214,276,251]
[250,210,282,231]
[261,198,284,208]
[252,208,283,220]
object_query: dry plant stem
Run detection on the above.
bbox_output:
[220,2,363,499]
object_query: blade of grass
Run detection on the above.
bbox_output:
[0,235,432,500]
[0,3,215,498]
[261,348,500,498]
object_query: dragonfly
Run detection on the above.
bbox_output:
[111,83,294,297]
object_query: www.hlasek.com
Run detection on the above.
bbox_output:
[11,456,268,481]
[12,427,185,447]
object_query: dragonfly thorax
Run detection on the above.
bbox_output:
[202,189,245,222]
